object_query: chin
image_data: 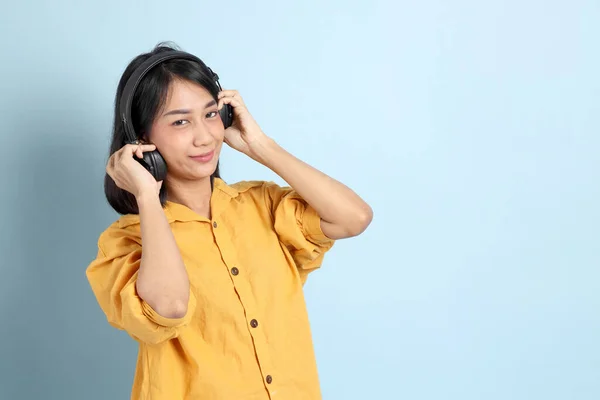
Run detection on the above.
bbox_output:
[190,160,219,179]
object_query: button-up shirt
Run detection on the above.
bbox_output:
[86,178,335,399]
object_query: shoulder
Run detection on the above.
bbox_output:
[96,218,142,257]
[224,179,292,198]
[227,179,267,193]
[226,179,282,193]
[222,179,300,210]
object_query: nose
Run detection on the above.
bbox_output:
[191,120,214,147]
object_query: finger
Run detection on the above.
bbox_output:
[106,155,117,176]
[218,90,245,106]
[218,96,245,111]
[117,145,132,162]
[121,143,156,159]
[135,144,144,159]
[116,144,134,160]
[131,143,156,152]
[107,152,116,169]
[123,143,156,152]
[217,90,239,98]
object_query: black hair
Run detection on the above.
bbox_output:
[104,42,221,215]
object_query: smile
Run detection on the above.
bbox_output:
[190,150,215,163]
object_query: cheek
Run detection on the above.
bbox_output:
[147,126,166,146]
[211,127,225,149]
[150,130,183,160]
[213,125,225,141]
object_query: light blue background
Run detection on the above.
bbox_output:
[0,1,598,399]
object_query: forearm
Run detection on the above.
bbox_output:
[135,192,190,318]
[250,137,373,237]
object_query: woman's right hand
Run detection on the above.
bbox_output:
[106,144,163,199]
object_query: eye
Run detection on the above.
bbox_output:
[172,119,189,126]
[206,111,218,118]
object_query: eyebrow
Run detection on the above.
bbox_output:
[162,100,217,117]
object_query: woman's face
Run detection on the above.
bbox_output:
[147,78,224,181]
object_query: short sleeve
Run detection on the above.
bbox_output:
[85,226,196,345]
[263,182,335,282]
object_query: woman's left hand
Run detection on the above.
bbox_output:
[217,90,269,157]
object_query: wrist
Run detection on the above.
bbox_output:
[135,190,160,207]
[247,135,280,165]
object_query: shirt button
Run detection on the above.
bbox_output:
[213,221,218,228]
[266,375,273,384]
[250,319,259,328]
[231,267,239,276]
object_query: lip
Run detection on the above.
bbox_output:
[190,150,215,163]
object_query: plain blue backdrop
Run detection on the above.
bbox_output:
[0,0,598,399]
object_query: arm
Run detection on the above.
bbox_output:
[136,192,191,319]
[105,143,191,320]
[250,138,373,239]
[217,90,373,240]
[86,225,196,345]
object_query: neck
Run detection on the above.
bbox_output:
[166,176,214,219]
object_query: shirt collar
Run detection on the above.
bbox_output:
[213,177,239,198]
[117,177,239,228]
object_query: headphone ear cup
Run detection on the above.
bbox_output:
[220,104,234,129]
[137,150,168,181]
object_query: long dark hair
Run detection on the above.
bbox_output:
[104,42,221,215]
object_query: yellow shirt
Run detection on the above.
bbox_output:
[86,178,335,400]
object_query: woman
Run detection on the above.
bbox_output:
[86,43,373,400]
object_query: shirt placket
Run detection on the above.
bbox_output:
[211,217,279,398]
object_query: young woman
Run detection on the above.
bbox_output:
[86,43,373,400]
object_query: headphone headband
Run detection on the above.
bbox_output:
[120,50,223,144]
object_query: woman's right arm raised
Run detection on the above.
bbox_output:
[106,144,191,319]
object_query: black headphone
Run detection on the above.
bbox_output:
[120,51,233,181]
